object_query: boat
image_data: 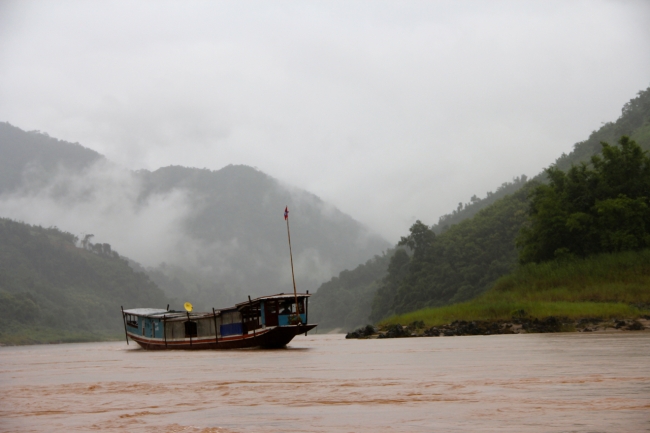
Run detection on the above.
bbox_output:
[122,205,317,350]
[121,292,316,350]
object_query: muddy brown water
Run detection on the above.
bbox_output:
[1,333,649,432]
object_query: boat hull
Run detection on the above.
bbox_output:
[128,324,316,350]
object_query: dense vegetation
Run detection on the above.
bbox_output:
[519,136,650,263]
[0,218,168,345]
[377,90,650,327]
[381,249,650,327]
[374,135,650,325]
[313,85,650,329]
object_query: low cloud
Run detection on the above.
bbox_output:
[0,160,192,266]
[2,2,649,246]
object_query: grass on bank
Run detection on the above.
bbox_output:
[381,249,650,327]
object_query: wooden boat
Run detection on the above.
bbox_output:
[122,293,316,350]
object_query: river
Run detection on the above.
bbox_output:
[1,332,649,432]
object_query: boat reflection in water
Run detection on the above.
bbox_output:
[122,293,316,350]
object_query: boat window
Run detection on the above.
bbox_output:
[184,321,198,338]
[280,301,292,315]
[126,314,138,328]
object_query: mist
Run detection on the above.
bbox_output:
[1,1,649,242]
[0,121,392,310]
[0,159,193,267]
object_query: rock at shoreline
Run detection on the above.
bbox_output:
[345,325,377,339]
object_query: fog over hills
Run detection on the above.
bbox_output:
[0,122,390,308]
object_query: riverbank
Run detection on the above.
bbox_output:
[360,250,650,340]
[346,316,649,339]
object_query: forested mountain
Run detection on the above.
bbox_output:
[380,138,650,331]
[311,85,650,328]
[0,122,390,311]
[0,218,168,344]
[371,86,650,322]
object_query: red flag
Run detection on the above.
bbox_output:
[284,206,289,220]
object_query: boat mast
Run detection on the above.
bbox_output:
[121,306,129,345]
[285,206,301,323]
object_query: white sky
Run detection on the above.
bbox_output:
[1,0,649,243]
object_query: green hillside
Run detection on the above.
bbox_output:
[379,131,650,329]
[0,218,169,345]
[313,85,650,329]
[380,248,650,328]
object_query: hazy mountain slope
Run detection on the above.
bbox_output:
[0,123,390,310]
[549,88,650,177]
[431,175,528,234]
[433,86,650,233]
[0,122,104,194]
[0,218,168,344]
[138,164,386,282]
[309,250,394,331]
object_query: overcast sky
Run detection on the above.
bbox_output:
[1,0,649,243]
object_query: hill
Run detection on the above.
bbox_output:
[311,85,650,329]
[372,87,650,322]
[0,218,168,345]
[0,122,390,310]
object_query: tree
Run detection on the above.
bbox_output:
[518,136,650,263]
[398,220,435,261]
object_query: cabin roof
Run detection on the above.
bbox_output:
[234,292,310,308]
[123,308,169,316]
[123,309,219,320]
[124,293,311,317]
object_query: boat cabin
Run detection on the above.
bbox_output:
[236,293,307,329]
[122,293,310,346]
